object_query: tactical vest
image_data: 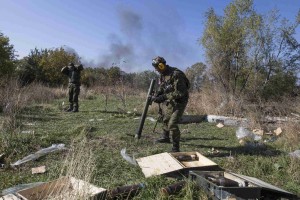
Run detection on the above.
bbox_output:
[161,67,190,90]
[68,69,81,85]
[159,66,190,102]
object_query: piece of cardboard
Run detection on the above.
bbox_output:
[16,176,107,200]
[136,152,219,178]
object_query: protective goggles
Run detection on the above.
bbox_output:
[152,59,159,68]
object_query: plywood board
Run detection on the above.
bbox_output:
[0,194,20,200]
[136,153,183,178]
[17,176,107,200]
[137,152,219,178]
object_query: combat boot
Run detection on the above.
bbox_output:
[171,133,180,152]
[171,145,180,152]
[66,105,73,112]
[156,130,171,143]
[72,106,79,112]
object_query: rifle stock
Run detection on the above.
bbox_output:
[135,79,156,139]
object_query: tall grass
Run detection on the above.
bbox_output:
[50,133,97,199]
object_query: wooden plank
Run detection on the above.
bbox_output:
[136,153,183,177]
[69,177,107,195]
[0,194,20,200]
[17,177,70,200]
[137,152,219,178]
[31,166,46,174]
[17,176,106,200]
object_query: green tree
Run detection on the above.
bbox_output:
[0,32,16,78]
[201,0,258,97]
[16,48,44,85]
[249,9,300,99]
[81,67,108,87]
[107,66,121,85]
[40,47,79,85]
[17,47,79,86]
[201,0,300,100]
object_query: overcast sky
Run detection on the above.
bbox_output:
[0,0,299,72]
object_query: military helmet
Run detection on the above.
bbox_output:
[152,56,166,71]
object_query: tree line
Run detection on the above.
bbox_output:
[0,0,299,101]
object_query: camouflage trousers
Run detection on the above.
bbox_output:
[162,100,188,143]
[68,83,80,108]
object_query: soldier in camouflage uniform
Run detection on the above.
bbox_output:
[61,63,84,112]
[151,56,190,152]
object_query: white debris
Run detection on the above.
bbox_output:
[23,123,35,126]
[146,117,156,122]
[133,117,156,122]
[32,166,46,174]
[289,150,300,159]
[206,115,248,126]
[120,148,137,166]
[236,127,262,141]
[216,123,224,128]
[11,144,66,166]
[21,130,35,134]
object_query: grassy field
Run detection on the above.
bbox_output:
[0,92,299,199]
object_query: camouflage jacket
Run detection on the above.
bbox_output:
[157,66,190,103]
[61,65,83,85]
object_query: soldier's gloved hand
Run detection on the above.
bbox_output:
[152,95,167,103]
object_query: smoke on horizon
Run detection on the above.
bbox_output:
[70,4,201,72]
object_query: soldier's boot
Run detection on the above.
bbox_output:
[72,105,79,112]
[171,134,180,152]
[66,104,73,112]
[156,130,171,143]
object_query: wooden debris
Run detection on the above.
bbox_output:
[17,176,107,200]
[239,139,246,145]
[273,127,282,136]
[0,194,20,200]
[31,166,46,174]
[216,123,224,128]
[136,152,219,178]
[253,129,264,136]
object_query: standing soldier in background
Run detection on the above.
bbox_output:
[151,56,190,152]
[61,63,84,112]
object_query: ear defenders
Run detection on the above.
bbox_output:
[158,62,166,71]
[152,56,167,72]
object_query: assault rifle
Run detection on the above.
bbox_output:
[135,79,156,139]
